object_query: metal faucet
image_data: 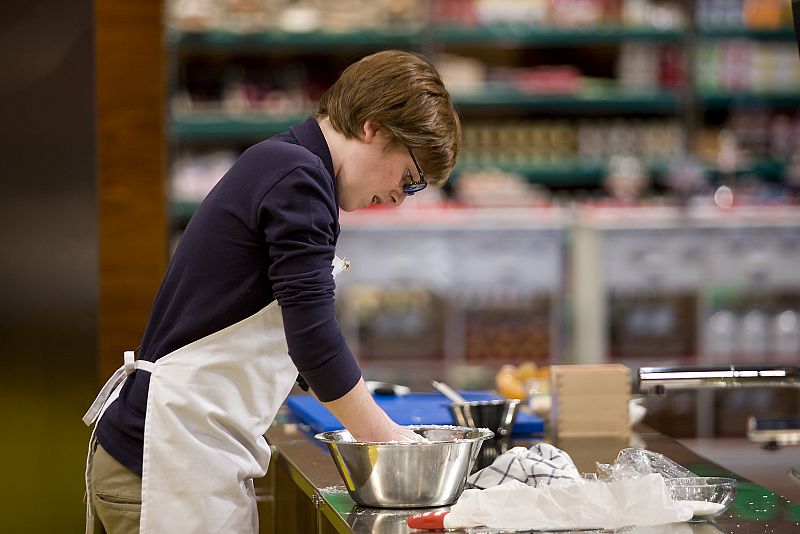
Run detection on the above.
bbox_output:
[638,365,800,395]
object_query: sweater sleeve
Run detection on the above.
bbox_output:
[260,164,361,402]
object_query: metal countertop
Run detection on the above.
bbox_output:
[266,416,800,534]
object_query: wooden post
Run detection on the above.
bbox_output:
[96,0,167,380]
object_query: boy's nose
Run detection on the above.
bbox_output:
[389,191,406,206]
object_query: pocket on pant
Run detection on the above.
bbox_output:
[94,491,142,511]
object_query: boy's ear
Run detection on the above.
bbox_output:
[362,120,377,143]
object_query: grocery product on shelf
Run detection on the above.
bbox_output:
[609,292,699,359]
[462,292,552,362]
[604,154,649,203]
[705,288,800,364]
[696,0,791,30]
[617,43,684,91]
[431,0,684,29]
[171,149,238,202]
[172,59,316,117]
[340,286,446,361]
[454,169,549,207]
[459,119,682,167]
[437,42,685,97]
[725,110,800,160]
[167,0,426,32]
[693,109,800,195]
[696,40,800,93]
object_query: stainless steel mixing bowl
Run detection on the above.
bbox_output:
[315,425,494,508]
[449,399,520,437]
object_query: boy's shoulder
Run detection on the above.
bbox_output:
[243,131,325,176]
[248,130,303,155]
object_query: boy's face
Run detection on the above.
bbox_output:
[337,122,421,212]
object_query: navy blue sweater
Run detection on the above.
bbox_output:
[96,117,362,477]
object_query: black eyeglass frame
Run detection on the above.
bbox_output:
[404,148,427,195]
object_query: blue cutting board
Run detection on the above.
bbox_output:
[286,391,544,436]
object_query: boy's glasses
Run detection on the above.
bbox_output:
[404,148,427,195]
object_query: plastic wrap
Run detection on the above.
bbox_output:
[596,447,696,481]
[446,474,692,530]
[443,445,699,530]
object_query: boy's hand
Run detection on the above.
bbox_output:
[320,378,430,443]
[392,425,429,443]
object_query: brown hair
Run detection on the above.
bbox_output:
[316,50,461,186]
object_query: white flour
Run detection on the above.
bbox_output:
[686,500,726,517]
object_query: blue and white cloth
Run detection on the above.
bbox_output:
[467,443,582,489]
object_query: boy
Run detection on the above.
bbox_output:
[84,50,461,534]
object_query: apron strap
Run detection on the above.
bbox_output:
[82,350,155,426]
[332,255,350,277]
[83,350,156,533]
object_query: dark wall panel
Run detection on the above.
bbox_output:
[0,1,98,532]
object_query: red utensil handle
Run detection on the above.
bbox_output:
[407,510,449,530]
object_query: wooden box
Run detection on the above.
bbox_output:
[550,364,631,439]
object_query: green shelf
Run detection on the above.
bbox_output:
[170,25,687,51]
[453,159,788,186]
[171,200,201,223]
[451,161,673,186]
[700,92,800,108]
[454,162,607,186]
[169,28,422,50]
[698,27,796,40]
[453,88,681,113]
[707,159,787,181]
[437,25,685,46]
[170,113,311,141]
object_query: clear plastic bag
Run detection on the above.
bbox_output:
[596,448,695,481]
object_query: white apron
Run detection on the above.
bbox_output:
[84,256,350,533]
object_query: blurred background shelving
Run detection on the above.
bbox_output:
[165,0,800,436]
[167,0,800,202]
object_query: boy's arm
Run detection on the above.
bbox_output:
[320,378,424,442]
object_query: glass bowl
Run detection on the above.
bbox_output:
[666,477,737,521]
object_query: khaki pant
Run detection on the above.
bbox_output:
[91,443,142,534]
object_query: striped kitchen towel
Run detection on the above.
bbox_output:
[467,442,582,489]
